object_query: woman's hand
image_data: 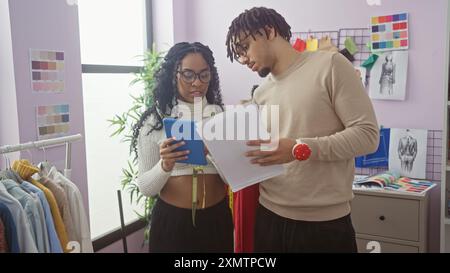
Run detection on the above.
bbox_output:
[159,137,190,172]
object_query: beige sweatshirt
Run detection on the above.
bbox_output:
[253,50,379,221]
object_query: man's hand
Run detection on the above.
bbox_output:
[245,138,297,166]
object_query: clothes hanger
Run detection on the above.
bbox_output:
[0,154,8,176]
[25,148,34,165]
[0,154,25,185]
[5,154,11,170]
[41,146,47,162]
[0,154,11,172]
[38,146,52,175]
[1,154,6,170]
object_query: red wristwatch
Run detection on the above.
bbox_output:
[292,140,311,161]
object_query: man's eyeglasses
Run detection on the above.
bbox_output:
[233,43,249,64]
[177,69,211,84]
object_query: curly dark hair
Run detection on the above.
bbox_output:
[131,42,224,157]
[226,7,292,62]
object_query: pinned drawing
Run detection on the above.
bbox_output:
[389,128,427,179]
[369,51,408,100]
[379,53,395,95]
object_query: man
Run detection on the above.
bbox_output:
[226,7,379,252]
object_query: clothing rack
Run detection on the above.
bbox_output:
[0,134,82,179]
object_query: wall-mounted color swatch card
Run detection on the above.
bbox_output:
[370,13,408,52]
[36,104,70,140]
[30,49,65,93]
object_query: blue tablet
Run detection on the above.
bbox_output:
[163,117,207,166]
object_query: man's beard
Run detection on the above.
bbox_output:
[258,67,271,78]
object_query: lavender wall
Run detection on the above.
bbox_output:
[172,0,189,43]
[152,0,174,52]
[152,0,190,52]
[6,0,89,216]
[178,0,448,131]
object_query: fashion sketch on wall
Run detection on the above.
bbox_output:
[389,128,428,179]
[380,54,395,95]
[369,50,408,101]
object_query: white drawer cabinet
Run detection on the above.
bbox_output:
[351,189,429,253]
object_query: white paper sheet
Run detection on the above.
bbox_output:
[197,106,285,192]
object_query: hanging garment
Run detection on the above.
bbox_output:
[21,181,63,253]
[0,169,24,184]
[318,36,338,52]
[12,160,69,252]
[339,48,355,62]
[47,166,93,253]
[362,54,379,70]
[0,202,20,253]
[293,38,306,52]
[0,218,7,253]
[344,37,359,55]
[0,183,38,253]
[2,179,48,253]
[38,176,76,243]
[306,36,319,51]
[233,183,259,253]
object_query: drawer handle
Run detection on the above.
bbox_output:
[379,216,385,221]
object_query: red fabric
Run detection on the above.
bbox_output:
[0,219,7,253]
[293,38,306,52]
[233,184,260,253]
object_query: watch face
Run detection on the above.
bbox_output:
[294,143,311,161]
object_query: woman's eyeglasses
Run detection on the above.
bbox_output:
[177,69,211,84]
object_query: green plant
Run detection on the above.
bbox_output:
[108,45,164,243]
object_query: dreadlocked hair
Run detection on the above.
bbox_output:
[226,7,292,62]
[131,42,224,157]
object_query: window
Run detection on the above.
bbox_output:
[78,0,152,239]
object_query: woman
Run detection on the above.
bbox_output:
[132,42,233,252]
